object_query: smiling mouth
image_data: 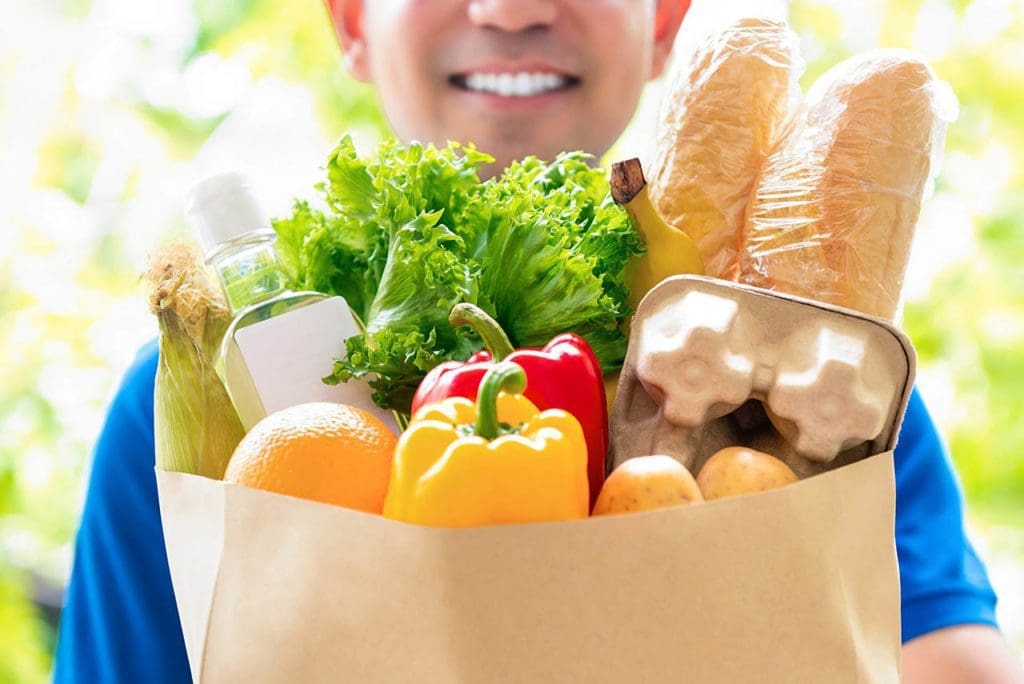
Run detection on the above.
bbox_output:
[449,72,580,98]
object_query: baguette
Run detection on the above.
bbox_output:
[738,50,955,320]
[648,18,802,279]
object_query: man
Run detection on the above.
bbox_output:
[55,1,1021,681]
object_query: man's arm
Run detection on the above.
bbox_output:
[54,341,192,683]
[893,389,1021,682]
[903,625,1023,683]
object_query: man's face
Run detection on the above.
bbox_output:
[335,1,681,175]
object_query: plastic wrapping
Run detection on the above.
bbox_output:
[648,18,803,279]
[738,50,959,321]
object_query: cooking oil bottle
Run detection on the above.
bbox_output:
[185,171,396,433]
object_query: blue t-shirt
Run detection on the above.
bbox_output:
[53,340,1000,682]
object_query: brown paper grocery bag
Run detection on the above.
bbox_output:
[160,275,914,683]
[159,453,900,683]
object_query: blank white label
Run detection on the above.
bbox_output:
[234,297,399,433]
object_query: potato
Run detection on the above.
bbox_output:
[593,455,703,515]
[696,446,798,500]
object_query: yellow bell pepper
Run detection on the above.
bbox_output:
[383,361,590,527]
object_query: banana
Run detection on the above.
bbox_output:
[611,158,705,309]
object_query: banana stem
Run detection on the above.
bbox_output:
[610,158,647,205]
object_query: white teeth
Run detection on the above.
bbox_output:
[514,73,531,96]
[497,73,514,96]
[461,71,570,97]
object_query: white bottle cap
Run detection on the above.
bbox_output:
[185,171,274,260]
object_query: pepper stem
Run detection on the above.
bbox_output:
[475,361,527,440]
[449,303,515,361]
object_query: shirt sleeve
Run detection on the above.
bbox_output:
[54,340,192,683]
[894,386,1000,643]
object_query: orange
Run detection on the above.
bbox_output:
[224,402,397,513]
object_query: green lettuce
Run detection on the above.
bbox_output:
[273,136,641,413]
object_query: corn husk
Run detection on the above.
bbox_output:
[145,243,244,478]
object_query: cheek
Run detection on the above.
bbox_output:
[365,6,433,87]
[579,2,650,83]
[583,8,652,128]
[363,5,445,138]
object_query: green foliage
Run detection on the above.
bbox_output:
[0,567,49,684]
[34,132,101,204]
[204,0,389,138]
[191,0,263,58]
[136,105,229,159]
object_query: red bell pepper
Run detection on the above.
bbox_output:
[411,304,609,508]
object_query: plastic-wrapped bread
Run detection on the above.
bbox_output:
[648,18,803,279]
[738,50,958,320]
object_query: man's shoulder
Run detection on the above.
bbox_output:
[892,385,961,507]
[895,387,933,447]
[893,386,952,481]
[109,338,159,422]
[88,338,160,473]
[126,337,159,390]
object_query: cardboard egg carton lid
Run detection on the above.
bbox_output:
[611,275,917,479]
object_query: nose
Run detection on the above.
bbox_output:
[467,0,558,32]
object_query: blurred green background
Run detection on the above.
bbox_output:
[0,0,1021,680]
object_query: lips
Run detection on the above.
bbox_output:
[450,71,580,98]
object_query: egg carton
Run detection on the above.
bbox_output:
[611,275,916,479]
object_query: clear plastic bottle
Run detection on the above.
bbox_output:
[185,172,393,432]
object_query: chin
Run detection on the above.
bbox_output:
[494,138,577,168]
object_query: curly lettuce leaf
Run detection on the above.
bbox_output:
[274,137,639,413]
[460,152,642,354]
